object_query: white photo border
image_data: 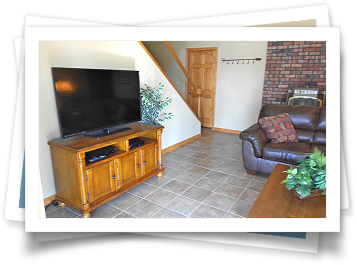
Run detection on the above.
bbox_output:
[25,26,340,232]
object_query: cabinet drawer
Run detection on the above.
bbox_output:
[86,161,116,202]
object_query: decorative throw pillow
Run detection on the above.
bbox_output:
[258,113,298,143]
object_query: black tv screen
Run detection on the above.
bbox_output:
[51,67,141,138]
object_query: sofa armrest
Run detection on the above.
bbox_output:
[239,123,270,157]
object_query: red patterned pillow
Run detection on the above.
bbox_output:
[258,113,298,143]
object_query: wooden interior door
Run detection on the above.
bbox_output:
[186,47,218,128]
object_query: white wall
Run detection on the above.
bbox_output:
[143,42,187,98]
[142,41,268,131]
[39,41,201,198]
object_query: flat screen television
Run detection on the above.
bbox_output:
[51,67,141,138]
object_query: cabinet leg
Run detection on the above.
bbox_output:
[58,202,66,208]
[81,212,91,218]
[157,172,163,179]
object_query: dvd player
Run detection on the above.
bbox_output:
[85,146,117,163]
[129,138,145,150]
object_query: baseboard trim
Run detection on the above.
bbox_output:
[213,127,241,135]
[162,133,201,154]
[44,194,56,206]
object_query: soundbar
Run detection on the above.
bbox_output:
[85,127,131,139]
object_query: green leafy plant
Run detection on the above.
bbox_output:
[281,147,326,198]
[140,83,173,125]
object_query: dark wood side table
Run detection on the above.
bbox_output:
[246,164,326,218]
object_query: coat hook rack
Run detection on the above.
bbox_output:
[222,58,262,64]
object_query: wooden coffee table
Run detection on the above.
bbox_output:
[246,164,326,218]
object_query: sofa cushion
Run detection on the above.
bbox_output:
[313,107,326,145]
[262,142,310,164]
[313,131,326,145]
[259,105,319,131]
[316,106,326,131]
[295,129,315,144]
[258,113,298,143]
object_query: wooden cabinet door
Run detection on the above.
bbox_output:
[141,144,158,177]
[86,161,116,203]
[118,151,141,188]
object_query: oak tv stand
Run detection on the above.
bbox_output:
[48,122,164,218]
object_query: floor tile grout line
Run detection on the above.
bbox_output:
[169,143,234,156]
[180,139,241,155]
[176,169,217,218]
[199,201,244,217]
[226,197,254,218]
[196,139,259,216]
[126,186,179,218]
[149,195,191,218]
[164,164,248,187]
[165,161,246,180]
[64,206,81,217]
[146,169,256,202]
[106,194,142,212]
[88,200,140,218]
[108,174,256,218]
[46,205,80,217]
[163,141,242,161]
[44,206,59,215]
[143,177,247,217]
[126,180,204,218]
[106,184,163,216]
[156,181,245,202]
[145,171,215,218]
[197,174,245,214]
[183,190,244,218]
[225,173,257,214]
[162,176,206,217]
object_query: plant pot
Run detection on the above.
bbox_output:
[292,188,324,200]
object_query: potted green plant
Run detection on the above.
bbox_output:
[140,83,173,125]
[281,147,326,199]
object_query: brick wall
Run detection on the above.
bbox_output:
[263,41,326,105]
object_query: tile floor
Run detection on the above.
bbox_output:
[46,128,270,218]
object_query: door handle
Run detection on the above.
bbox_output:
[136,164,140,168]
[189,92,192,94]
[143,162,146,165]
[111,175,115,179]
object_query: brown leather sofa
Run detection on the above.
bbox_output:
[239,105,326,175]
